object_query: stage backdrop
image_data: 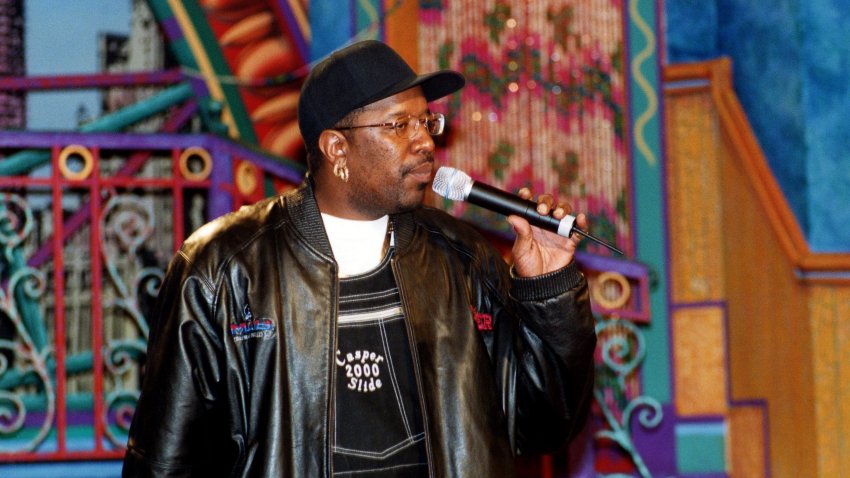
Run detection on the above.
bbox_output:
[0,1,675,476]
[419,1,632,258]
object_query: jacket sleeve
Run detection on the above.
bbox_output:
[122,253,229,477]
[502,260,596,455]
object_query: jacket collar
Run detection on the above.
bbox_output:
[282,177,417,260]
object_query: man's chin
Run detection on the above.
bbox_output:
[397,190,426,213]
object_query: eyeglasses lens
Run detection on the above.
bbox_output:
[394,114,445,138]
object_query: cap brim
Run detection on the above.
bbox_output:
[360,70,465,109]
[413,70,466,102]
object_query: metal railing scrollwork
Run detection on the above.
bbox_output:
[99,194,164,447]
[591,270,663,478]
[0,193,54,452]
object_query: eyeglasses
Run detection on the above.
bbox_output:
[336,112,446,139]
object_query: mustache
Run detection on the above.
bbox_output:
[401,154,434,175]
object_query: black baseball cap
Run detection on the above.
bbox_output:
[297,40,465,149]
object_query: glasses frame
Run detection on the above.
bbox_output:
[335,112,445,139]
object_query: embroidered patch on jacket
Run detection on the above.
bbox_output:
[470,306,493,331]
[229,303,276,342]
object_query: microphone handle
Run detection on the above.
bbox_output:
[466,182,573,236]
[467,181,625,255]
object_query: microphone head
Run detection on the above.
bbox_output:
[432,166,472,201]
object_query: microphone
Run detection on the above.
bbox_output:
[432,166,624,255]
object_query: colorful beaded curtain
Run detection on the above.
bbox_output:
[419,0,629,254]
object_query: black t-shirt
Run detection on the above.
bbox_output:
[333,250,428,477]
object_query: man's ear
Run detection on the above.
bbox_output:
[318,130,348,167]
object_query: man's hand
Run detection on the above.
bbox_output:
[507,188,587,277]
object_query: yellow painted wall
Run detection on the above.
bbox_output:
[665,59,850,477]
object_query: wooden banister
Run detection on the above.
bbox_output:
[664,59,850,276]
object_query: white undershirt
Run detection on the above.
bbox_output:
[320,213,393,277]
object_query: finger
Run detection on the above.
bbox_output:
[573,213,589,246]
[552,201,573,219]
[535,194,554,215]
[517,187,532,200]
[575,212,589,230]
[506,214,532,241]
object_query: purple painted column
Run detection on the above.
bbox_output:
[208,140,234,219]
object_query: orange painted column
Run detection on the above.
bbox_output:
[384,0,418,70]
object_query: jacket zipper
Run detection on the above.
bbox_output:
[327,265,339,477]
[391,257,435,478]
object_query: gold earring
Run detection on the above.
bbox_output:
[333,161,349,183]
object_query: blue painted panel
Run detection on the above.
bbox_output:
[716,0,810,237]
[666,0,850,252]
[630,0,670,404]
[665,0,719,61]
[801,0,850,251]
[309,0,354,60]
[675,423,728,473]
[0,461,122,478]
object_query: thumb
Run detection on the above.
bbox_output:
[507,215,532,241]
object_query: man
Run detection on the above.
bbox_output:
[123,40,596,477]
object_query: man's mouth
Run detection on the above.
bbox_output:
[405,161,434,182]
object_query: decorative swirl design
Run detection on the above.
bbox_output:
[0,193,34,263]
[0,194,53,451]
[629,0,659,167]
[101,196,155,258]
[99,194,164,447]
[597,317,645,384]
[595,389,662,478]
[100,195,156,306]
[103,340,146,447]
[0,267,54,452]
[103,339,148,380]
[0,340,27,436]
[594,316,662,478]
[623,395,664,430]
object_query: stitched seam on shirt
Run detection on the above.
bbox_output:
[332,432,426,459]
[378,318,413,436]
[333,462,428,476]
[339,289,398,305]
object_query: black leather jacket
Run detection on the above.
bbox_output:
[123,181,596,477]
